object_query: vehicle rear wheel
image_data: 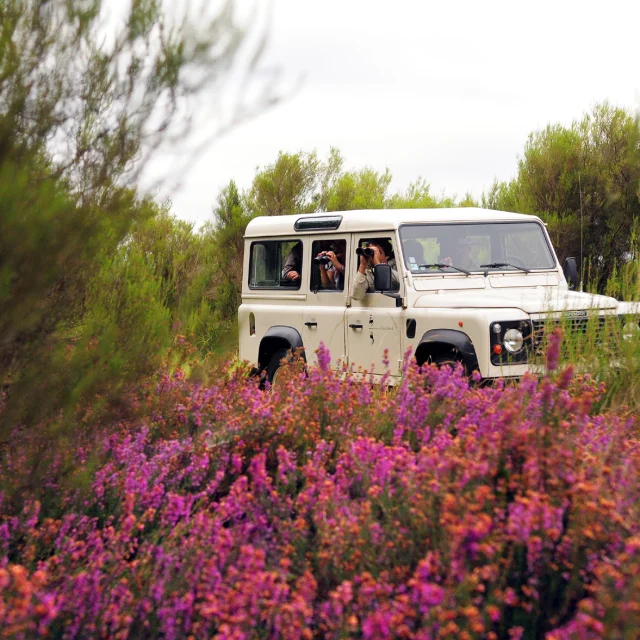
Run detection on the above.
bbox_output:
[264,348,305,391]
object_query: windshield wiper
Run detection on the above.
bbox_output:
[480,262,530,274]
[418,263,471,276]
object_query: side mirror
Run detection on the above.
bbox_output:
[564,257,578,290]
[374,263,392,291]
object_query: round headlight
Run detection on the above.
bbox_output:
[503,328,524,353]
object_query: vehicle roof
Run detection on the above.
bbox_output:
[244,208,541,238]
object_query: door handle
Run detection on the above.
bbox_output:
[349,323,363,329]
[304,321,318,328]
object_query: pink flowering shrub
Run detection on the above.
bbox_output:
[1,340,639,639]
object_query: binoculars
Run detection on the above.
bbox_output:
[313,255,332,266]
[356,247,374,258]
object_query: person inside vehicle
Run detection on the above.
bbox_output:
[316,241,346,290]
[282,241,303,283]
[352,238,399,301]
[401,238,426,273]
[440,236,478,270]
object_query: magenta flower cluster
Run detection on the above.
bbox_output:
[1,336,639,638]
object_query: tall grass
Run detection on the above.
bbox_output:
[589,225,640,303]
[531,253,640,412]
[529,313,640,412]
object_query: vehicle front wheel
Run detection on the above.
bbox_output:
[429,353,461,367]
[426,352,468,376]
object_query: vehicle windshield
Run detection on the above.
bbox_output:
[399,222,556,274]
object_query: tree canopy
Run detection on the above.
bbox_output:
[0,0,264,436]
[483,103,640,287]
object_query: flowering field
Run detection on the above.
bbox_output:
[1,335,640,639]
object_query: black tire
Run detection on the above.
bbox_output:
[262,348,306,391]
[428,352,466,374]
[265,348,290,386]
[430,353,457,366]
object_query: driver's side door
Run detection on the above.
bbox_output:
[345,234,403,379]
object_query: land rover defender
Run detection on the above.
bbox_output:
[238,208,639,385]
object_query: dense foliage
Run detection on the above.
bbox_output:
[483,103,640,289]
[1,340,640,638]
[0,0,253,438]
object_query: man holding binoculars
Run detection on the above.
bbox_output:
[352,238,399,301]
[314,241,345,290]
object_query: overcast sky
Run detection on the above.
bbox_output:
[153,0,640,226]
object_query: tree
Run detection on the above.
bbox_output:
[314,147,345,211]
[325,166,392,211]
[245,147,353,216]
[481,179,520,212]
[483,103,640,288]
[246,151,321,216]
[388,177,446,209]
[457,192,479,208]
[210,180,253,317]
[0,0,271,436]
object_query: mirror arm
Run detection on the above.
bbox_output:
[381,291,405,307]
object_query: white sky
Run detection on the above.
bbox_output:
[152,0,640,226]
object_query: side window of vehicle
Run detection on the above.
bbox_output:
[249,240,303,289]
[310,239,347,292]
[356,237,400,292]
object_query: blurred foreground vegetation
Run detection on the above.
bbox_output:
[0,0,255,440]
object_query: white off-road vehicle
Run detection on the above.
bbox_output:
[238,208,638,384]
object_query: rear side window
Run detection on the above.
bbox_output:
[310,239,347,292]
[249,240,303,289]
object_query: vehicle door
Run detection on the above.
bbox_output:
[346,234,404,379]
[302,235,350,369]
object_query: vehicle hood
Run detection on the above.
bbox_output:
[414,287,619,314]
[617,300,640,315]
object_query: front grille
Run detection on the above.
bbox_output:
[530,315,613,357]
